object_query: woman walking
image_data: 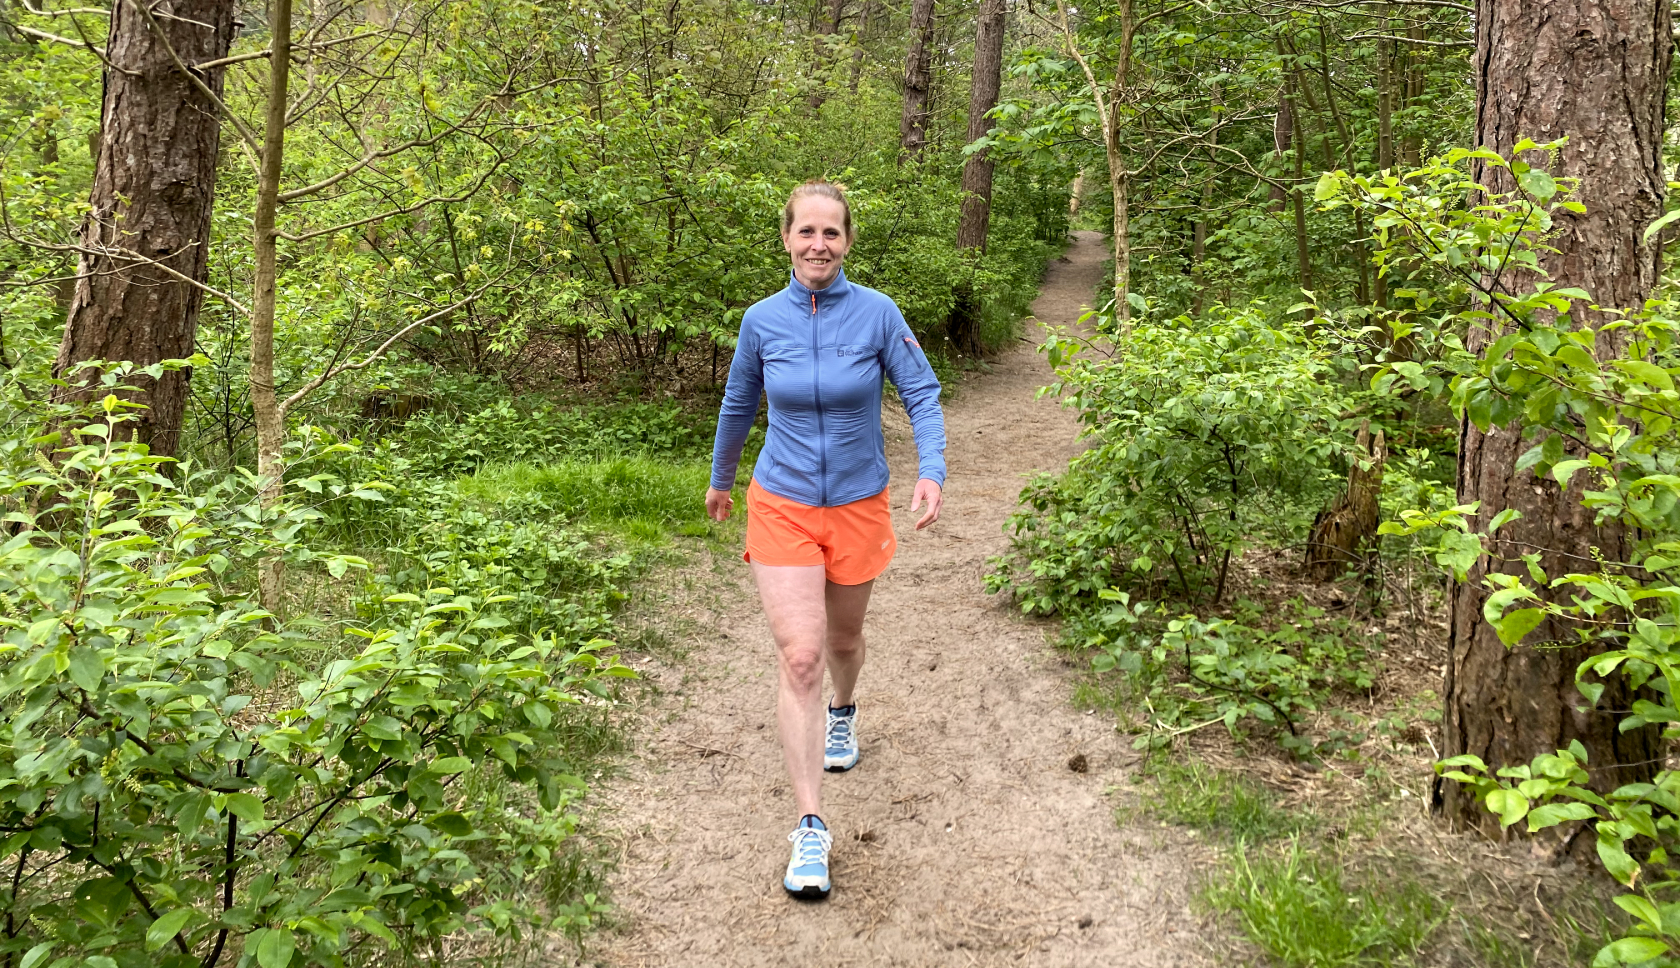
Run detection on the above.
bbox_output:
[706,181,947,899]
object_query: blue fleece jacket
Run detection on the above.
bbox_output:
[710,269,947,507]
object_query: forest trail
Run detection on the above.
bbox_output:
[585,231,1205,967]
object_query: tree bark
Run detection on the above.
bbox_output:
[955,0,1005,252]
[898,0,936,159]
[51,0,237,458]
[1435,0,1673,840]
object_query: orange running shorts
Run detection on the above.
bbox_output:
[743,478,896,585]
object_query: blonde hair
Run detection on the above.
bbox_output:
[781,180,853,238]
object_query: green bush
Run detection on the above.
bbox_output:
[989,305,1352,613]
[0,387,628,968]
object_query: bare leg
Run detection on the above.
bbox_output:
[825,579,874,707]
[752,562,829,819]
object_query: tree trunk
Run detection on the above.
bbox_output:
[849,0,874,93]
[51,0,237,458]
[808,0,847,109]
[898,0,936,159]
[947,0,1005,356]
[1435,0,1673,841]
[1191,87,1218,315]
[1267,89,1290,211]
[1401,22,1424,167]
[251,0,294,615]
[1306,424,1385,580]
[1287,75,1311,297]
[955,0,1005,252]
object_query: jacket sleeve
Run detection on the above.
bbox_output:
[710,315,763,491]
[881,304,947,486]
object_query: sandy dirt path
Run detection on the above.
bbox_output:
[585,231,1206,967]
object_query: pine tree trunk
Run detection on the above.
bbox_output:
[1434,0,1674,842]
[898,0,936,159]
[51,0,237,458]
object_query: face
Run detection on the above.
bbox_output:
[782,196,852,290]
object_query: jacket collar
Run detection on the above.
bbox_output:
[785,267,852,308]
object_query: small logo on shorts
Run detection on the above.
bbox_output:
[881,540,890,549]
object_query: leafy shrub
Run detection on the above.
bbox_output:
[0,391,629,968]
[1072,592,1381,752]
[989,304,1352,612]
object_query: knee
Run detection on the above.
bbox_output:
[827,626,864,658]
[779,645,824,692]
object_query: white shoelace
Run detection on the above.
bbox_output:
[826,710,854,750]
[788,825,833,866]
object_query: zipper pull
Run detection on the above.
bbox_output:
[810,292,817,315]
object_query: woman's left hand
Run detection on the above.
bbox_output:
[910,479,943,530]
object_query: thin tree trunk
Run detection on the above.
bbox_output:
[948,0,1005,355]
[1268,89,1290,211]
[898,0,936,159]
[1191,87,1219,315]
[809,0,847,109]
[1287,75,1311,296]
[1435,0,1673,844]
[251,0,294,615]
[1401,22,1424,167]
[849,0,874,93]
[51,0,237,458]
[955,0,1005,253]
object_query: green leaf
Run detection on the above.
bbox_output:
[1644,207,1680,243]
[1613,894,1663,933]
[427,811,474,837]
[255,927,295,968]
[67,648,103,694]
[1313,172,1341,202]
[1517,168,1557,199]
[1496,608,1546,646]
[430,757,471,775]
[146,907,195,952]
[222,793,265,823]
[1485,787,1529,827]
[1599,937,1667,964]
[17,943,53,968]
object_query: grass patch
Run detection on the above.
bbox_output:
[1206,839,1444,968]
[461,457,712,532]
[1128,757,1314,843]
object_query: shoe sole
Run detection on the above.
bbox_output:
[784,882,831,900]
[824,751,860,773]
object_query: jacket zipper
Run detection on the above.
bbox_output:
[806,289,826,507]
[811,291,827,506]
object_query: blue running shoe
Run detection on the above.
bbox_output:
[824,701,859,772]
[784,816,832,899]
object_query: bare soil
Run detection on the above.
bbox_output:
[578,232,1212,967]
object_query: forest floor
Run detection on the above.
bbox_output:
[575,231,1216,967]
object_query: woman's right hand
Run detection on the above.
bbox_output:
[706,487,735,522]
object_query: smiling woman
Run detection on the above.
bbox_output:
[703,179,949,900]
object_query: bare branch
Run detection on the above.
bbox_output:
[278,271,515,416]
